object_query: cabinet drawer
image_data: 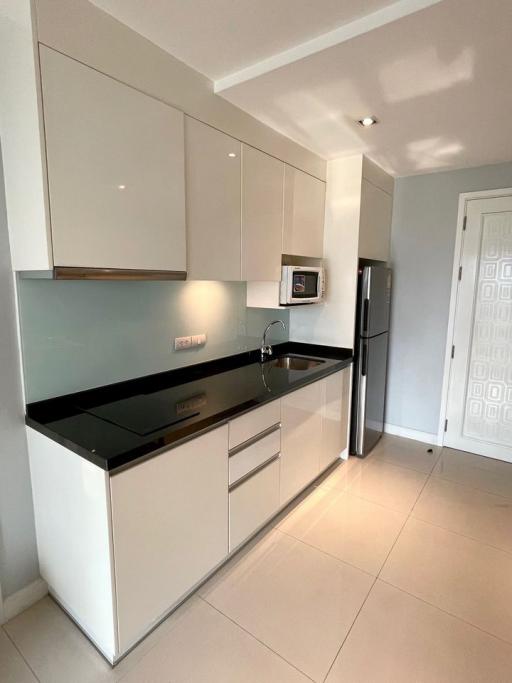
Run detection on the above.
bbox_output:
[229,457,280,550]
[228,400,280,449]
[229,427,280,485]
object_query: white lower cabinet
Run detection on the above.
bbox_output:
[229,427,281,485]
[228,400,281,449]
[110,426,229,654]
[319,367,350,471]
[280,369,349,505]
[229,457,281,550]
[27,368,351,663]
[280,380,324,505]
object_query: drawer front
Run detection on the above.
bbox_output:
[229,458,280,550]
[228,400,280,449]
[229,428,280,485]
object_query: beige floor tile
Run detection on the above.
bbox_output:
[344,459,428,513]
[120,596,309,683]
[371,434,441,473]
[201,529,373,682]
[434,448,512,499]
[381,518,512,643]
[413,477,512,553]
[4,596,173,683]
[279,486,406,575]
[326,580,512,683]
[0,628,37,683]
[319,456,369,492]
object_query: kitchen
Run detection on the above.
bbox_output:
[1,1,512,681]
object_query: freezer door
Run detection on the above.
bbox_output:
[359,266,392,338]
[352,332,389,457]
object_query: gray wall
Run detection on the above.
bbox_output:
[386,160,512,435]
[18,280,289,403]
[0,152,39,599]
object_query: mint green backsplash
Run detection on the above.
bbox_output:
[17,280,289,402]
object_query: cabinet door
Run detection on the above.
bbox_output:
[229,457,280,550]
[358,179,393,261]
[110,426,228,653]
[283,165,325,258]
[40,46,186,272]
[186,118,241,280]
[242,145,284,281]
[320,368,350,472]
[280,380,323,505]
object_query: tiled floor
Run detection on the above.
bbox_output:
[3,435,512,682]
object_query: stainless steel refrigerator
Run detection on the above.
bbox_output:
[350,264,392,457]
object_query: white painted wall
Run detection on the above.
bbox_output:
[386,160,512,435]
[0,151,40,602]
[290,155,362,348]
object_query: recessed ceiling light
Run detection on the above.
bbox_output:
[228,152,237,158]
[117,184,126,190]
[358,116,378,127]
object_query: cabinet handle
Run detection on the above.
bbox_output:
[228,423,281,457]
[228,453,280,491]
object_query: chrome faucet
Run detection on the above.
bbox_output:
[260,320,286,361]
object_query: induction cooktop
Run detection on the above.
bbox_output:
[77,391,204,436]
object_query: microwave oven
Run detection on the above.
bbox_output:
[279,265,325,305]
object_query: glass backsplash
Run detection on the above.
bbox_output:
[17,279,289,402]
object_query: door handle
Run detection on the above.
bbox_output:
[362,299,369,334]
[361,342,368,376]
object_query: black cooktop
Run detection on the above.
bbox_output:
[26,342,352,472]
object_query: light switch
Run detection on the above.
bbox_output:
[191,333,207,347]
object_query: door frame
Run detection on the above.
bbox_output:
[437,186,512,446]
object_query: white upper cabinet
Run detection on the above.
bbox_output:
[358,179,393,262]
[242,145,284,282]
[40,46,186,272]
[186,118,241,280]
[283,165,325,258]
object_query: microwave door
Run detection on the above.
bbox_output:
[292,271,319,300]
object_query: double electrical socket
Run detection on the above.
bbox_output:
[174,333,206,351]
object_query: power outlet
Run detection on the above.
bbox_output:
[174,336,192,351]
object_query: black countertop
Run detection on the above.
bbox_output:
[26,342,352,473]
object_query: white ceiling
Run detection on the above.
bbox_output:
[91,0,512,176]
[90,0,398,80]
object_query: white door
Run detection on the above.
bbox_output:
[445,195,512,462]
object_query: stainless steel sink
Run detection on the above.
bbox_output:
[268,355,324,371]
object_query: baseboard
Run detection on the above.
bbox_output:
[384,423,441,446]
[1,578,48,623]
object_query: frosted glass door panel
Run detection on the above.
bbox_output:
[445,196,512,462]
[463,213,512,446]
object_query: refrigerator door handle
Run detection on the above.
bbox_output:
[362,298,370,336]
[361,340,368,376]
